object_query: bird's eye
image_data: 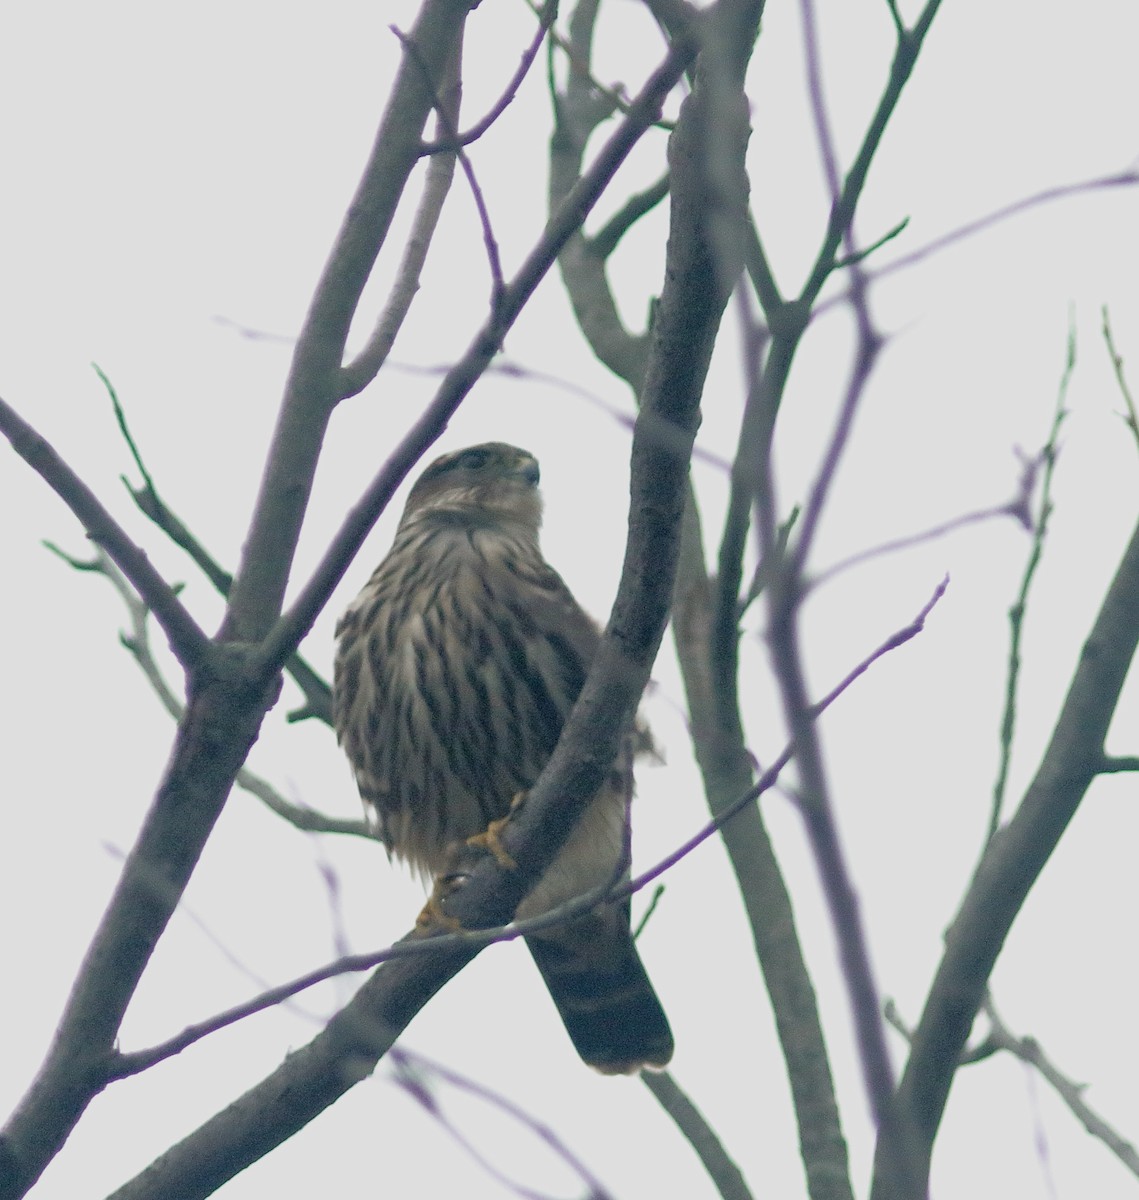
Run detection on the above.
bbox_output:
[457,448,489,471]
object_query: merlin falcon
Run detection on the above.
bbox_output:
[333,442,673,1073]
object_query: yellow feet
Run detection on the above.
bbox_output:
[463,791,526,870]
[414,873,466,934]
[415,794,528,933]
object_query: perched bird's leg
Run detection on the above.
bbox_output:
[415,792,525,933]
[465,791,527,870]
[414,868,468,934]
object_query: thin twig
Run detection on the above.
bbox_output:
[338,39,462,399]
[810,458,1037,591]
[527,0,675,129]
[420,2,556,154]
[883,997,997,1067]
[800,0,842,210]
[43,543,371,840]
[814,170,1139,319]
[392,24,505,304]
[883,0,904,39]
[390,1047,614,1200]
[982,996,1139,1178]
[833,216,909,270]
[94,367,334,724]
[0,393,210,673]
[631,884,666,940]
[799,0,944,308]
[1102,305,1139,458]
[987,328,1073,845]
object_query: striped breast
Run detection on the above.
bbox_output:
[333,513,599,878]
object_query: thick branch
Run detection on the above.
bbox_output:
[0,660,276,1199]
[673,523,854,1200]
[872,512,1139,1200]
[641,1071,754,1200]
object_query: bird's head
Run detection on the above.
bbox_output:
[400,442,543,537]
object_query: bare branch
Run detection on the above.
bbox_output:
[0,394,209,673]
[255,29,699,683]
[54,546,369,837]
[810,169,1139,319]
[420,1,556,154]
[987,330,1073,845]
[832,216,909,271]
[982,997,1139,1178]
[95,366,334,724]
[338,35,462,398]
[389,1047,615,1200]
[809,455,1038,591]
[586,172,670,258]
[393,23,506,304]
[765,261,890,1175]
[1098,754,1139,773]
[641,1071,754,1200]
[548,0,654,386]
[219,0,475,645]
[874,510,1139,1200]
[1102,305,1139,457]
[533,0,673,126]
[631,883,666,939]
[883,0,904,37]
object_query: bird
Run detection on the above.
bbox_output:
[333,441,673,1074]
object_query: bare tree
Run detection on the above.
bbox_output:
[2,2,1137,1198]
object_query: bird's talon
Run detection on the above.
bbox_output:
[465,809,519,871]
[415,873,468,933]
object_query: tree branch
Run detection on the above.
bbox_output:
[0,395,209,674]
[0,647,276,1199]
[641,1071,754,1200]
[873,511,1139,1199]
[419,1,555,154]
[553,5,854,1197]
[219,0,476,644]
[46,544,368,839]
[337,26,463,398]
[98,366,334,724]
[1102,304,1139,461]
[981,997,1139,1179]
[586,172,670,258]
[254,26,699,683]
[393,23,506,304]
[987,336,1072,844]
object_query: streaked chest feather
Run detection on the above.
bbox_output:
[333,521,591,874]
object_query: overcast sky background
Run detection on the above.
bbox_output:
[2,2,1139,1198]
